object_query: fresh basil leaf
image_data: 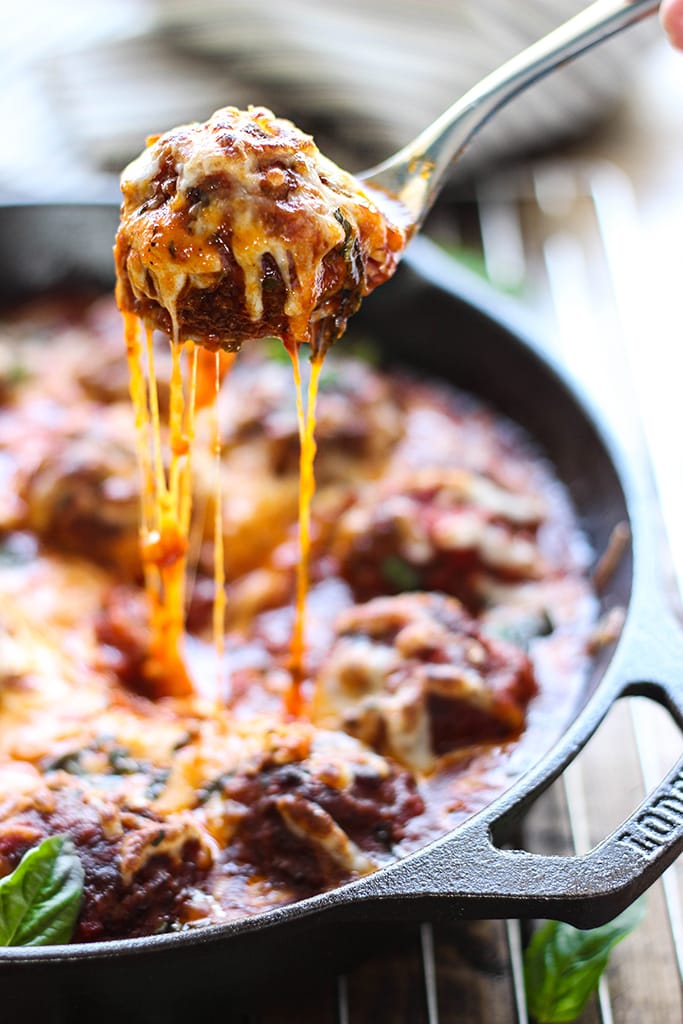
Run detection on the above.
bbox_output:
[524,899,645,1023]
[0,835,84,946]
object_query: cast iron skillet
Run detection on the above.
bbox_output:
[1,204,682,1021]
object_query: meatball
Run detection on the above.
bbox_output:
[333,466,552,609]
[200,727,424,893]
[0,772,213,941]
[115,106,407,354]
[188,350,403,584]
[217,347,403,481]
[314,593,537,772]
[94,585,152,692]
[77,300,174,411]
[22,406,141,578]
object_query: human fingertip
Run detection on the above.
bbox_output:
[661,0,683,51]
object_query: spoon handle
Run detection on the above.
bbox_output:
[361,0,659,225]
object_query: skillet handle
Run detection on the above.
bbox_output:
[429,747,683,929]
[332,602,683,929]
[343,742,683,930]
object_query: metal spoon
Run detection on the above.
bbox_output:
[360,0,659,229]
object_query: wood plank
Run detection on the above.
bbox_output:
[431,919,518,1024]
[254,981,339,1024]
[606,878,683,1024]
[573,697,683,1024]
[521,772,574,857]
[344,924,430,1024]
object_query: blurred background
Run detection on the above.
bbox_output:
[0,0,673,197]
[2,2,683,1021]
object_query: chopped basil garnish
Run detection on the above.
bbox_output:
[0,835,84,946]
[41,750,88,776]
[483,609,554,650]
[381,555,421,592]
[197,773,230,805]
[145,768,171,800]
[106,746,142,774]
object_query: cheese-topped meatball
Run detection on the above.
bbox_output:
[333,466,555,609]
[115,106,408,354]
[315,592,537,772]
